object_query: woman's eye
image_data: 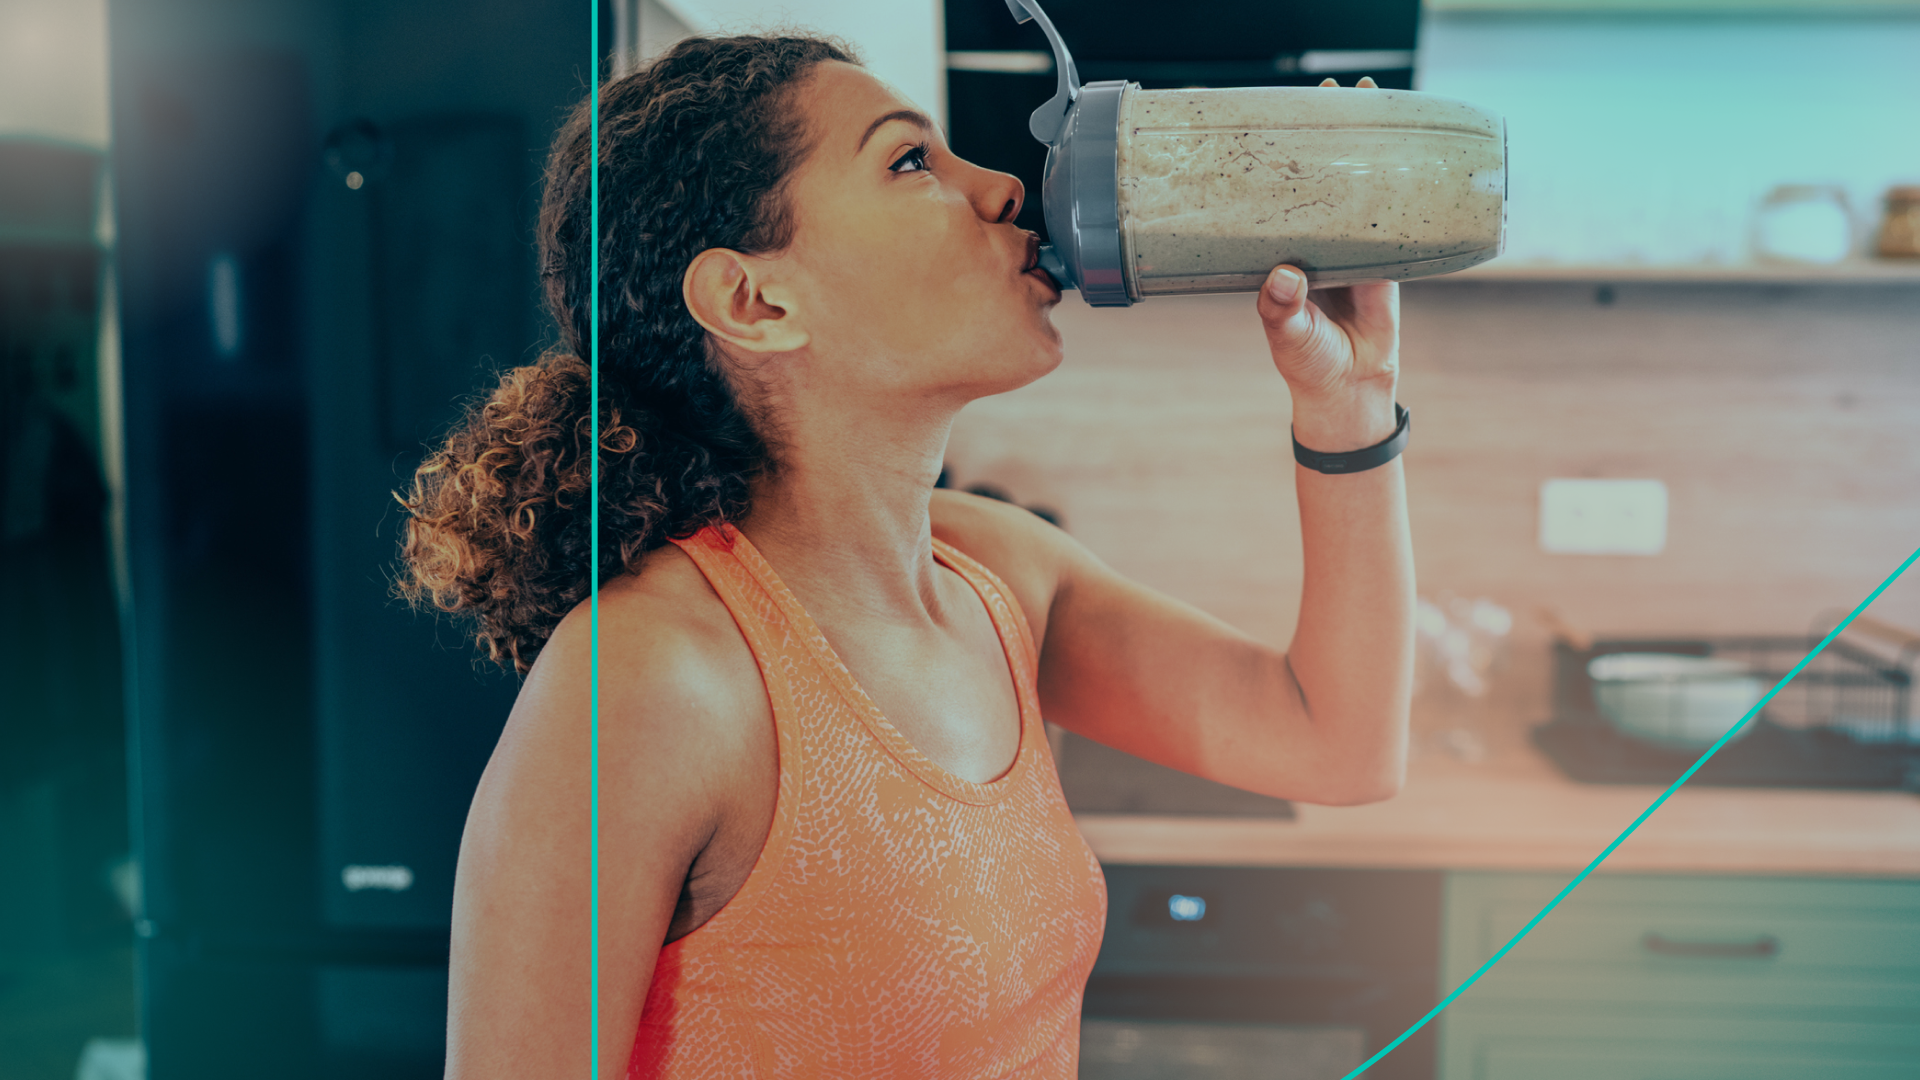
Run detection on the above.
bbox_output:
[889,145,930,174]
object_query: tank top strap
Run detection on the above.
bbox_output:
[665,523,806,929]
[929,536,1042,684]
[667,523,794,677]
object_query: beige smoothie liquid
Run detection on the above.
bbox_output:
[1116,86,1507,294]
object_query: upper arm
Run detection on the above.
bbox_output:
[931,490,1366,805]
[445,558,766,1079]
[1035,544,1320,797]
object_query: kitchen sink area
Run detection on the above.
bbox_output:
[1533,628,1919,791]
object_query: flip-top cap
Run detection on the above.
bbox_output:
[1004,0,1133,306]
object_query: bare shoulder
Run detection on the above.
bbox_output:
[514,542,769,795]
[930,489,1083,647]
[474,541,770,870]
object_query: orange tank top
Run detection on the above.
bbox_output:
[629,523,1107,1079]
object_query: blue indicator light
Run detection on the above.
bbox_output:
[1167,894,1206,922]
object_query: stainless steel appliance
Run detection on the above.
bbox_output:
[1085,864,1442,1080]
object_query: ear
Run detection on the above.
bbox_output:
[681,248,810,354]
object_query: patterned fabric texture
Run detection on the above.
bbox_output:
[629,523,1107,1078]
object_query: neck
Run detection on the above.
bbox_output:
[740,393,960,627]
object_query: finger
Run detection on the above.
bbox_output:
[1318,77,1338,87]
[1342,281,1401,349]
[1357,76,1378,89]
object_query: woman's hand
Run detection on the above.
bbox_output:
[1255,75,1401,452]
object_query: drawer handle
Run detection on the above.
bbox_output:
[1641,932,1779,959]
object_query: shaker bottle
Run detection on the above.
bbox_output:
[1007,0,1508,305]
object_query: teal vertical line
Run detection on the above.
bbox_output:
[589,5,603,1077]
[1338,542,1920,1080]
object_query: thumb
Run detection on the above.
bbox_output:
[1256,265,1312,348]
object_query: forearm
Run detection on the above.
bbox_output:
[1284,384,1416,802]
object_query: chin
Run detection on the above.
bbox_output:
[949,328,1060,402]
[938,285,1066,395]
[1028,304,1067,363]
[1005,327,1067,391]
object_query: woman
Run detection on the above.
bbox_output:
[402,33,1412,1080]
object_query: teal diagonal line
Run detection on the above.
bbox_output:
[1339,541,1920,1080]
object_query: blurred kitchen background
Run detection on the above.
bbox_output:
[2,0,1916,1078]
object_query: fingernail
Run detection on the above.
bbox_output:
[1267,268,1301,302]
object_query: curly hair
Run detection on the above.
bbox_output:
[396,34,858,674]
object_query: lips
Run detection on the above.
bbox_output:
[1019,232,1060,298]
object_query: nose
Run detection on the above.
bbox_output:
[962,157,1025,225]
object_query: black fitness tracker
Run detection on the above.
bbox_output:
[1292,403,1410,475]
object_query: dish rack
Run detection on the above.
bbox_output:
[1532,617,1919,790]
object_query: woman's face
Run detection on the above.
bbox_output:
[771,61,1064,404]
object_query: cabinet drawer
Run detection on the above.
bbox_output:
[1443,872,1920,1011]
[1441,1006,1920,1080]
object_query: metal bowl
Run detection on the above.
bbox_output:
[1587,652,1765,748]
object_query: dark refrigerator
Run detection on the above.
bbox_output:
[109,2,590,1075]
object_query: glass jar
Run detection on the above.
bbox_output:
[1875,186,1920,259]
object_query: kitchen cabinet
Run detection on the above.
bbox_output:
[1437,871,1920,1079]
[1439,1025,1918,1080]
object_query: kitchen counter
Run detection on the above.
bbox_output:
[1074,719,1920,878]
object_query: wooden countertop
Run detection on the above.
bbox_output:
[1074,719,1920,878]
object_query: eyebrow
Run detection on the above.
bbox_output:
[856,108,934,155]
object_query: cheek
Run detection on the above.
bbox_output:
[814,209,947,299]
[818,206,988,320]
[879,203,974,282]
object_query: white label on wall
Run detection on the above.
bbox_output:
[1539,479,1667,556]
[341,864,414,892]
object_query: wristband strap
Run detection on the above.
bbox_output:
[1292,403,1410,474]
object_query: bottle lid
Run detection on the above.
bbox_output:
[1004,0,1133,306]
